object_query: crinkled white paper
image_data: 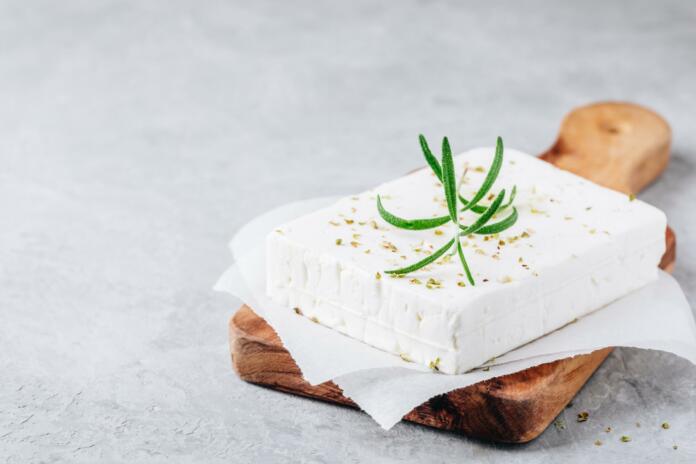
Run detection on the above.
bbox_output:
[215,198,696,430]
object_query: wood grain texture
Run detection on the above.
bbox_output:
[540,101,671,194]
[229,102,675,443]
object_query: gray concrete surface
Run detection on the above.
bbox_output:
[1,0,695,462]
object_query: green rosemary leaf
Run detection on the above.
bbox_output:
[385,238,455,275]
[377,195,451,230]
[456,238,475,285]
[459,189,506,235]
[502,185,517,209]
[441,137,458,223]
[419,134,442,181]
[461,136,504,212]
[459,188,515,214]
[458,195,487,214]
[475,207,518,235]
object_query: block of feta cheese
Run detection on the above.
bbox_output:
[266,147,666,374]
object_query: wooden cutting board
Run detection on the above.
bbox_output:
[228,102,676,443]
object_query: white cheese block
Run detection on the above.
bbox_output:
[266,147,666,374]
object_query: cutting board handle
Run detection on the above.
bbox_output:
[540,101,671,194]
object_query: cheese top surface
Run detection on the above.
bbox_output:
[272,148,664,302]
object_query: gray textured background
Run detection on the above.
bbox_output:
[1,0,695,462]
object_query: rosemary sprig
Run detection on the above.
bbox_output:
[378,135,518,285]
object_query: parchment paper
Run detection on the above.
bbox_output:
[215,197,696,430]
